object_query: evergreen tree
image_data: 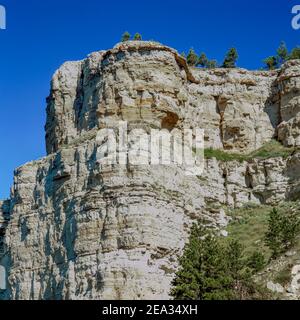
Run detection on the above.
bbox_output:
[222,48,238,68]
[246,252,266,273]
[121,31,131,42]
[171,222,268,300]
[289,47,300,60]
[263,42,300,69]
[198,235,234,300]
[277,41,288,65]
[170,223,207,300]
[133,33,142,41]
[206,59,218,69]
[265,207,300,258]
[263,56,278,70]
[186,48,198,66]
[181,52,186,58]
[197,53,209,68]
[170,223,232,300]
[226,240,244,280]
[280,208,300,250]
[265,208,284,258]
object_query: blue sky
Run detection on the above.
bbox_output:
[0,0,299,199]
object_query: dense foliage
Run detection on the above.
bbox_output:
[263,42,300,70]
[171,222,269,300]
[186,48,219,68]
[265,207,300,258]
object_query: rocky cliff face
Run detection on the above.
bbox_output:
[1,41,300,300]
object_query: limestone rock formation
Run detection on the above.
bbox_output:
[1,41,300,300]
[277,60,300,147]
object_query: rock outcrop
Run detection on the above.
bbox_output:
[1,41,300,300]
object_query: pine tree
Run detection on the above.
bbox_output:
[197,53,209,68]
[264,208,283,258]
[277,41,288,65]
[201,239,233,300]
[264,207,300,258]
[289,47,300,60]
[133,33,142,41]
[280,208,300,250]
[222,48,238,68]
[186,48,198,66]
[206,59,218,69]
[170,223,232,300]
[225,240,253,300]
[246,251,266,273]
[226,240,244,280]
[170,223,207,300]
[263,56,278,70]
[121,31,131,42]
[171,222,267,300]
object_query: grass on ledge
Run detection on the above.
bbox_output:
[204,140,294,162]
[204,148,248,162]
[225,204,272,258]
[225,201,300,260]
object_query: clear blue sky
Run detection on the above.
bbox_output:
[0,0,299,199]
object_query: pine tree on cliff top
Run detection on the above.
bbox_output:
[121,31,131,42]
[133,33,142,40]
[222,48,238,68]
[186,48,198,66]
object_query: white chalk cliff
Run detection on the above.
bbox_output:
[1,41,300,300]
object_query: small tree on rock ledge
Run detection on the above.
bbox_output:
[187,48,198,66]
[121,31,131,42]
[222,48,239,68]
[263,56,278,70]
[133,33,142,41]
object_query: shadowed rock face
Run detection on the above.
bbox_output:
[1,42,300,300]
